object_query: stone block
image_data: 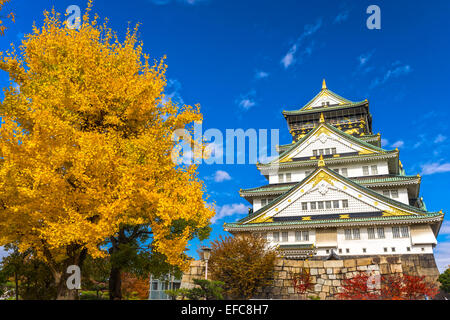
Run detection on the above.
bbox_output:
[310,268,318,275]
[332,280,341,286]
[341,268,347,273]
[314,284,322,292]
[328,274,336,280]
[323,285,330,293]
[326,268,333,274]
[317,278,325,285]
[357,258,373,266]
[324,280,331,286]
[390,264,403,273]
[344,259,356,268]
[308,260,324,268]
[324,260,344,268]
[357,265,368,271]
[380,264,390,274]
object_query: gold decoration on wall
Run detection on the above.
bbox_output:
[302,216,312,221]
[249,214,272,224]
[318,154,325,167]
[309,170,335,188]
[339,214,350,219]
[345,128,359,135]
[382,208,412,217]
[313,126,331,138]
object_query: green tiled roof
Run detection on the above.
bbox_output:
[240,175,420,196]
[282,100,368,116]
[263,122,391,167]
[224,212,444,229]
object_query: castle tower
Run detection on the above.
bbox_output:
[224,80,444,260]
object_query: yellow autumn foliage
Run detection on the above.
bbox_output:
[0,2,214,271]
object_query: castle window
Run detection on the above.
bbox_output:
[332,148,337,154]
[338,249,342,254]
[295,231,301,241]
[352,229,360,240]
[341,168,348,177]
[313,150,318,156]
[325,201,332,209]
[281,232,289,242]
[325,148,330,155]
[302,202,308,210]
[368,228,375,239]
[278,174,284,183]
[391,247,396,252]
[302,231,309,241]
[391,190,398,198]
[261,199,267,206]
[400,226,409,238]
[392,227,401,238]
[342,199,349,208]
[317,201,324,209]
[346,248,350,253]
[383,190,390,197]
[363,166,369,176]
[384,247,388,252]
[326,249,330,254]
[363,248,367,253]
[344,229,352,240]
[310,202,317,210]
[333,200,340,208]
[334,168,339,174]
[286,173,292,182]
[371,165,378,175]
[273,232,279,242]
[407,247,411,252]
[305,170,311,176]
[377,228,385,239]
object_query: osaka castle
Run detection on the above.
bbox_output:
[224,80,445,260]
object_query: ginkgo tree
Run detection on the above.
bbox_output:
[0,1,214,299]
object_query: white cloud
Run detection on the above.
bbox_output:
[211,203,249,224]
[334,10,349,24]
[435,240,450,273]
[239,99,255,109]
[213,170,231,182]
[236,90,257,110]
[434,134,447,144]
[281,46,296,69]
[440,220,450,236]
[358,51,374,67]
[280,19,322,69]
[0,246,8,260]
[391,140,404,148]
[420,162,450,175]
[162,79,184,105]
[255,70,269,80]
[380,138,389,147]
[370,62,412,88]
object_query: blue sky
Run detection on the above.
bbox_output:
[0,0,449,272]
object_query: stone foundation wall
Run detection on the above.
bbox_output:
[180,254,440,300]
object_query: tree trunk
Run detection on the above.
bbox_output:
[54,271,79,300]
[14,271,19,300]
[109,266,122,300]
